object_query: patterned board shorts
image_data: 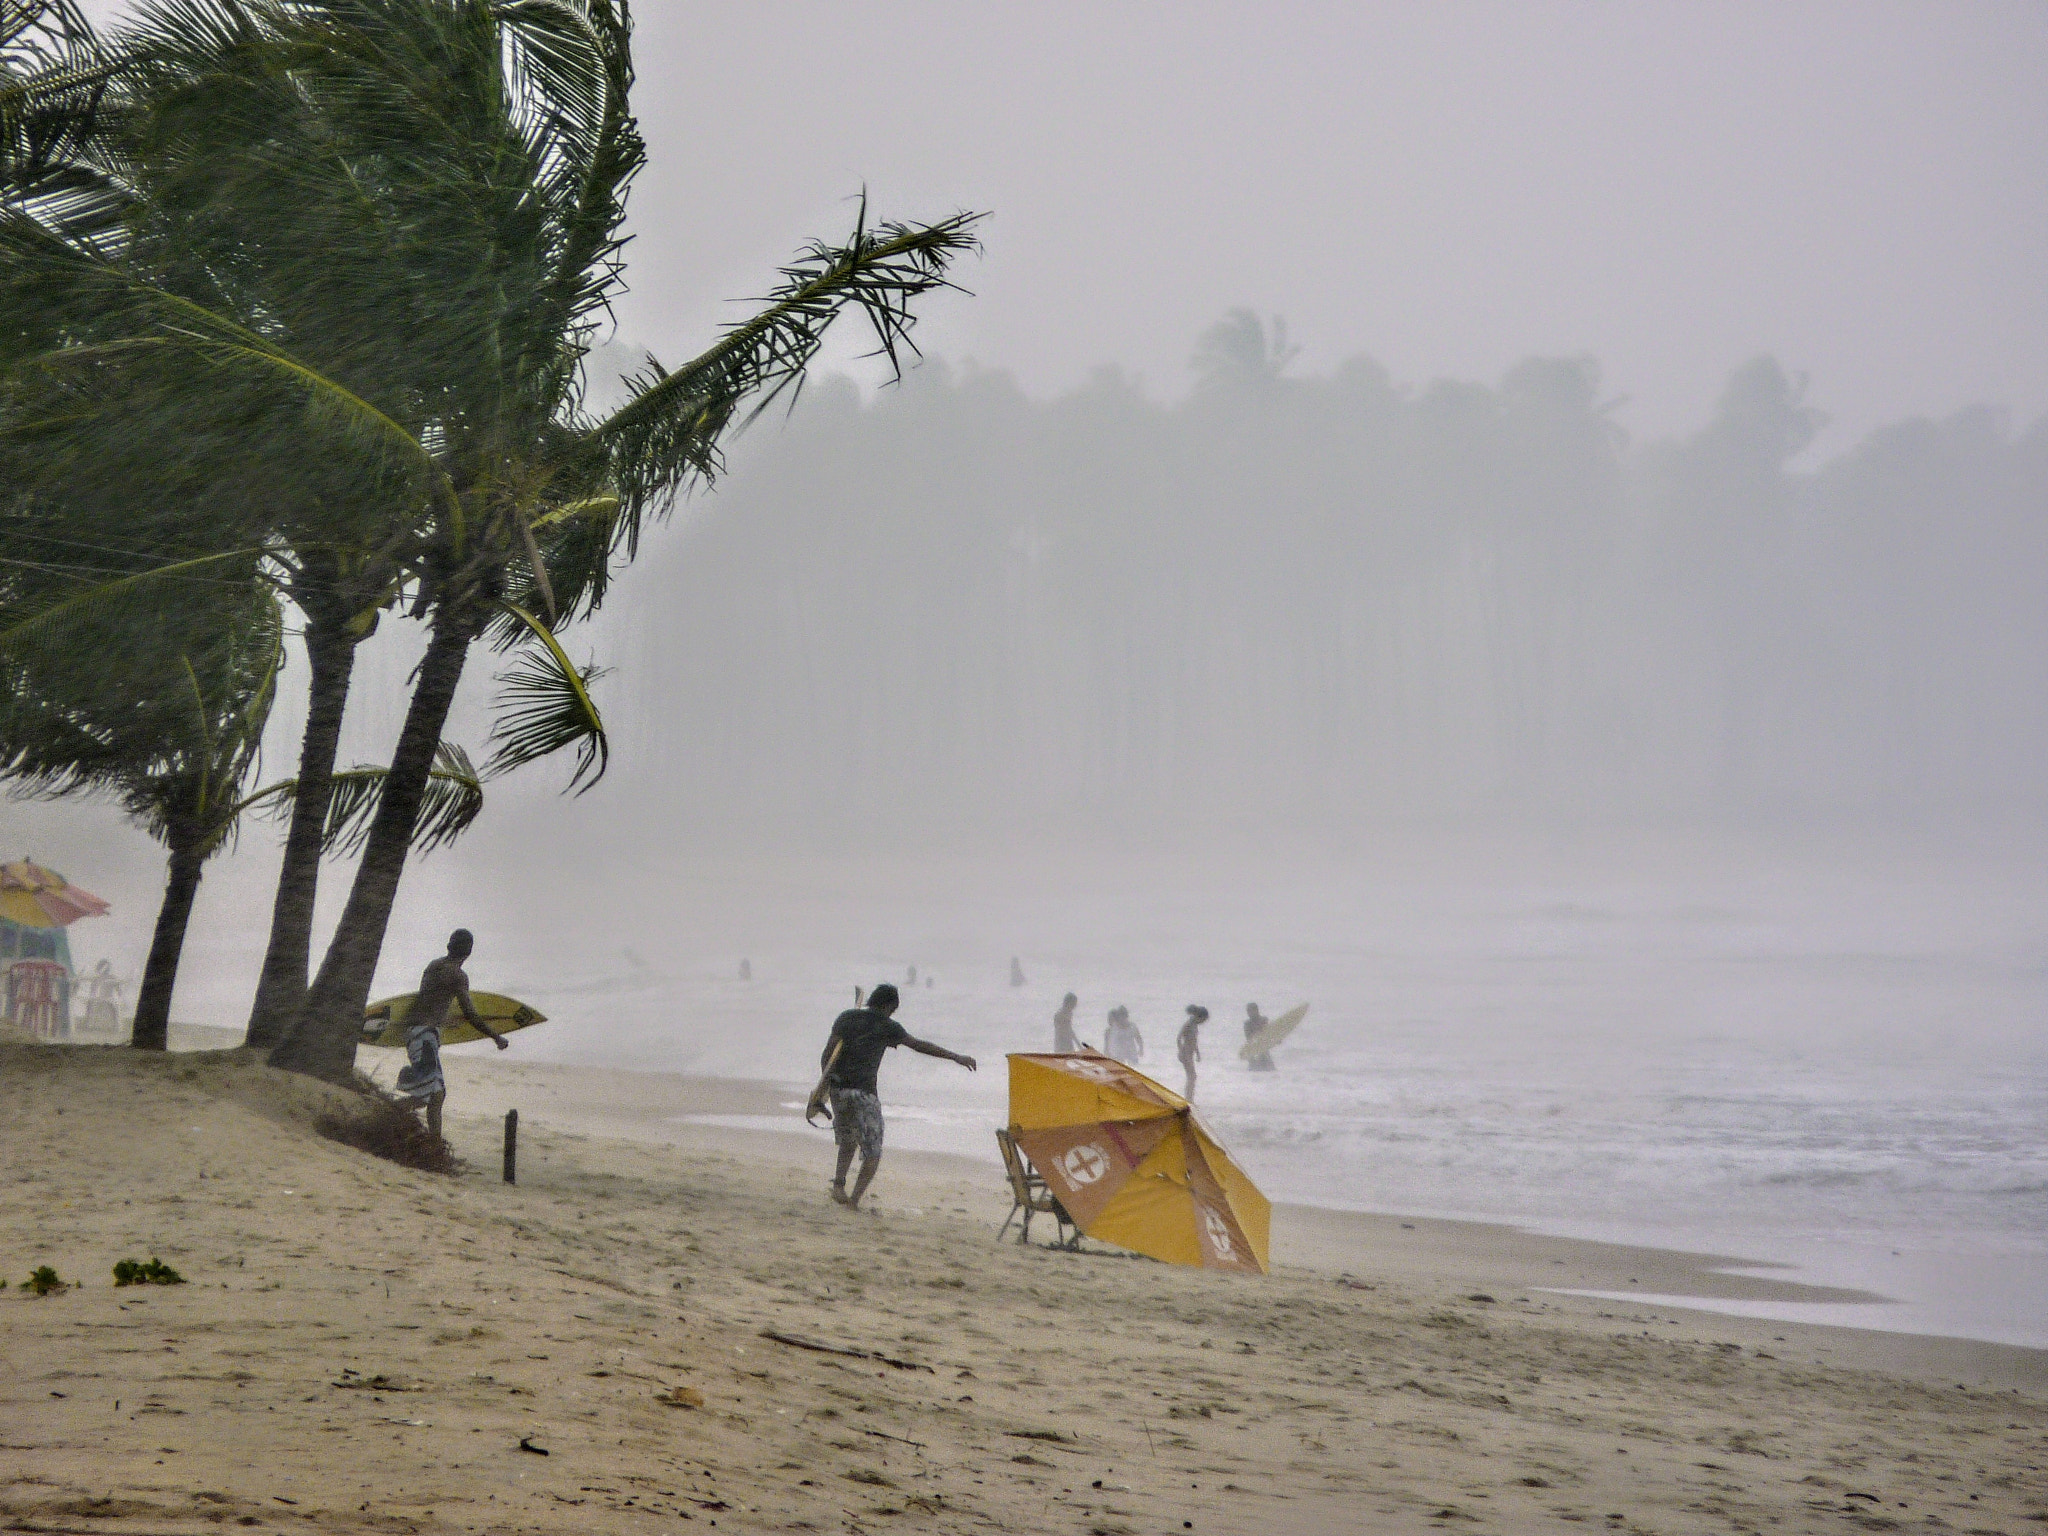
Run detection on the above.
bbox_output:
[830,1088,885,1161]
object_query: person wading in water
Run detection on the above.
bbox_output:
[818,983,976,1209]
[1243,1001,1277,1071]
[1177,1004,1208,1101]
[394,929,508,1140]
[1105,1005,1144,1063]
[1053,992,1079,1052]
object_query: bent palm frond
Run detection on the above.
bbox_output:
[595,206,983,541]
[0,224,461,539]
[490,485,618,640]
[497,0,641,362]
[248,741,486,858]
[0,547,273,658]
[485,601,608,791]
[2,0,123,238]
[527,493,619,531]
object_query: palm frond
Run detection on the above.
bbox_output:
[0,223,461,535]
[499,0,642,360]
[490,484,617,639]
[595,205,983,541]
[2,1,124,241]
[251,740,485,858]
[484,600,607,790]
[0,547,273,659]
[511,507,557,622]
[527,492,618,531]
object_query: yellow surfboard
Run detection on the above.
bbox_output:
[361,991,547,1048]
[1238,1002,1308,1061]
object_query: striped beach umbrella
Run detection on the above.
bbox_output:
[0,860,111,930]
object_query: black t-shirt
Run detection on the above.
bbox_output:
[823,1008,910,1096]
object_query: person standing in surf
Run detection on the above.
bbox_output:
[1243,1001,1276,1071]
[819,983,977,1209]
[1177,1004,1208,1101]
[1053,992,1079,1052]
[395,928,509,1141]
[1105,1005,1144,1063]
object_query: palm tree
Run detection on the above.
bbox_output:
[5,0,979,1082]
[3,662,489,1050]
[3,0,463,1047]
[1,566,283,1048]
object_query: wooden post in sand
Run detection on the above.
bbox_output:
[502,1109,518,1184]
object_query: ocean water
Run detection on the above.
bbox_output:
[425,831,2047,1348]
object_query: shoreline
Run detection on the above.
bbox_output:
[400,1048,2048,1389]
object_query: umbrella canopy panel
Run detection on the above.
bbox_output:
[1007,1052,1271,1275]
[0,860,112,930]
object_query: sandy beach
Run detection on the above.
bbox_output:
[3,1038,2043,1536]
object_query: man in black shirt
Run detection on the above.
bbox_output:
[820,983,976,1208]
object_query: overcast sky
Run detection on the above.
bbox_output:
[70,1,2048,449]
[606,0,2048,454]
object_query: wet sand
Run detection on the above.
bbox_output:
[422,1054,2046,1385]
[3,1039,2043,1535]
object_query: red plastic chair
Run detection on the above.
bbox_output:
[5,959,69,1040]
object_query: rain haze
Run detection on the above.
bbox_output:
[11,1,2047,1350]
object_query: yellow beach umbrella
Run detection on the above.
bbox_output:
[0,859,111,929]
[1006,1050,1271,1275]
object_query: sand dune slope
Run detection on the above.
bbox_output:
[2,1043,2042,1535]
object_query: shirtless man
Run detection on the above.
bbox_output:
[394,929,508,1139]
[819,983,976,1209]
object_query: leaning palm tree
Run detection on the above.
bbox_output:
[0,571,283,1048]
[6,0,981,1081]
[0,460,491,1049]
[3,0,447,1047]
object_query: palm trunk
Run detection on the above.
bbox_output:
[130,839,206,1052]
[244,615,358,1048]
[269,614,474,1082]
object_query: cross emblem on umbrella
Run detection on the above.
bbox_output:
[1060,1143,1110,1186]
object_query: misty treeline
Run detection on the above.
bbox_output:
[618,314,2046,833]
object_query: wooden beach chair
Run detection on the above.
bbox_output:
[995,1128,1078,1249]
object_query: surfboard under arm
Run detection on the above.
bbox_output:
[806,1039,845,1125]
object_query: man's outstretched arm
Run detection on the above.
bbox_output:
[906,1036,976,1071]
[455,974,509,1050]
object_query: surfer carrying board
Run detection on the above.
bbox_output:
[817,982,976,1210]
[1177,1004,1208,1101]
[394,928,508,1140]
[1243,1002,1277,1071]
